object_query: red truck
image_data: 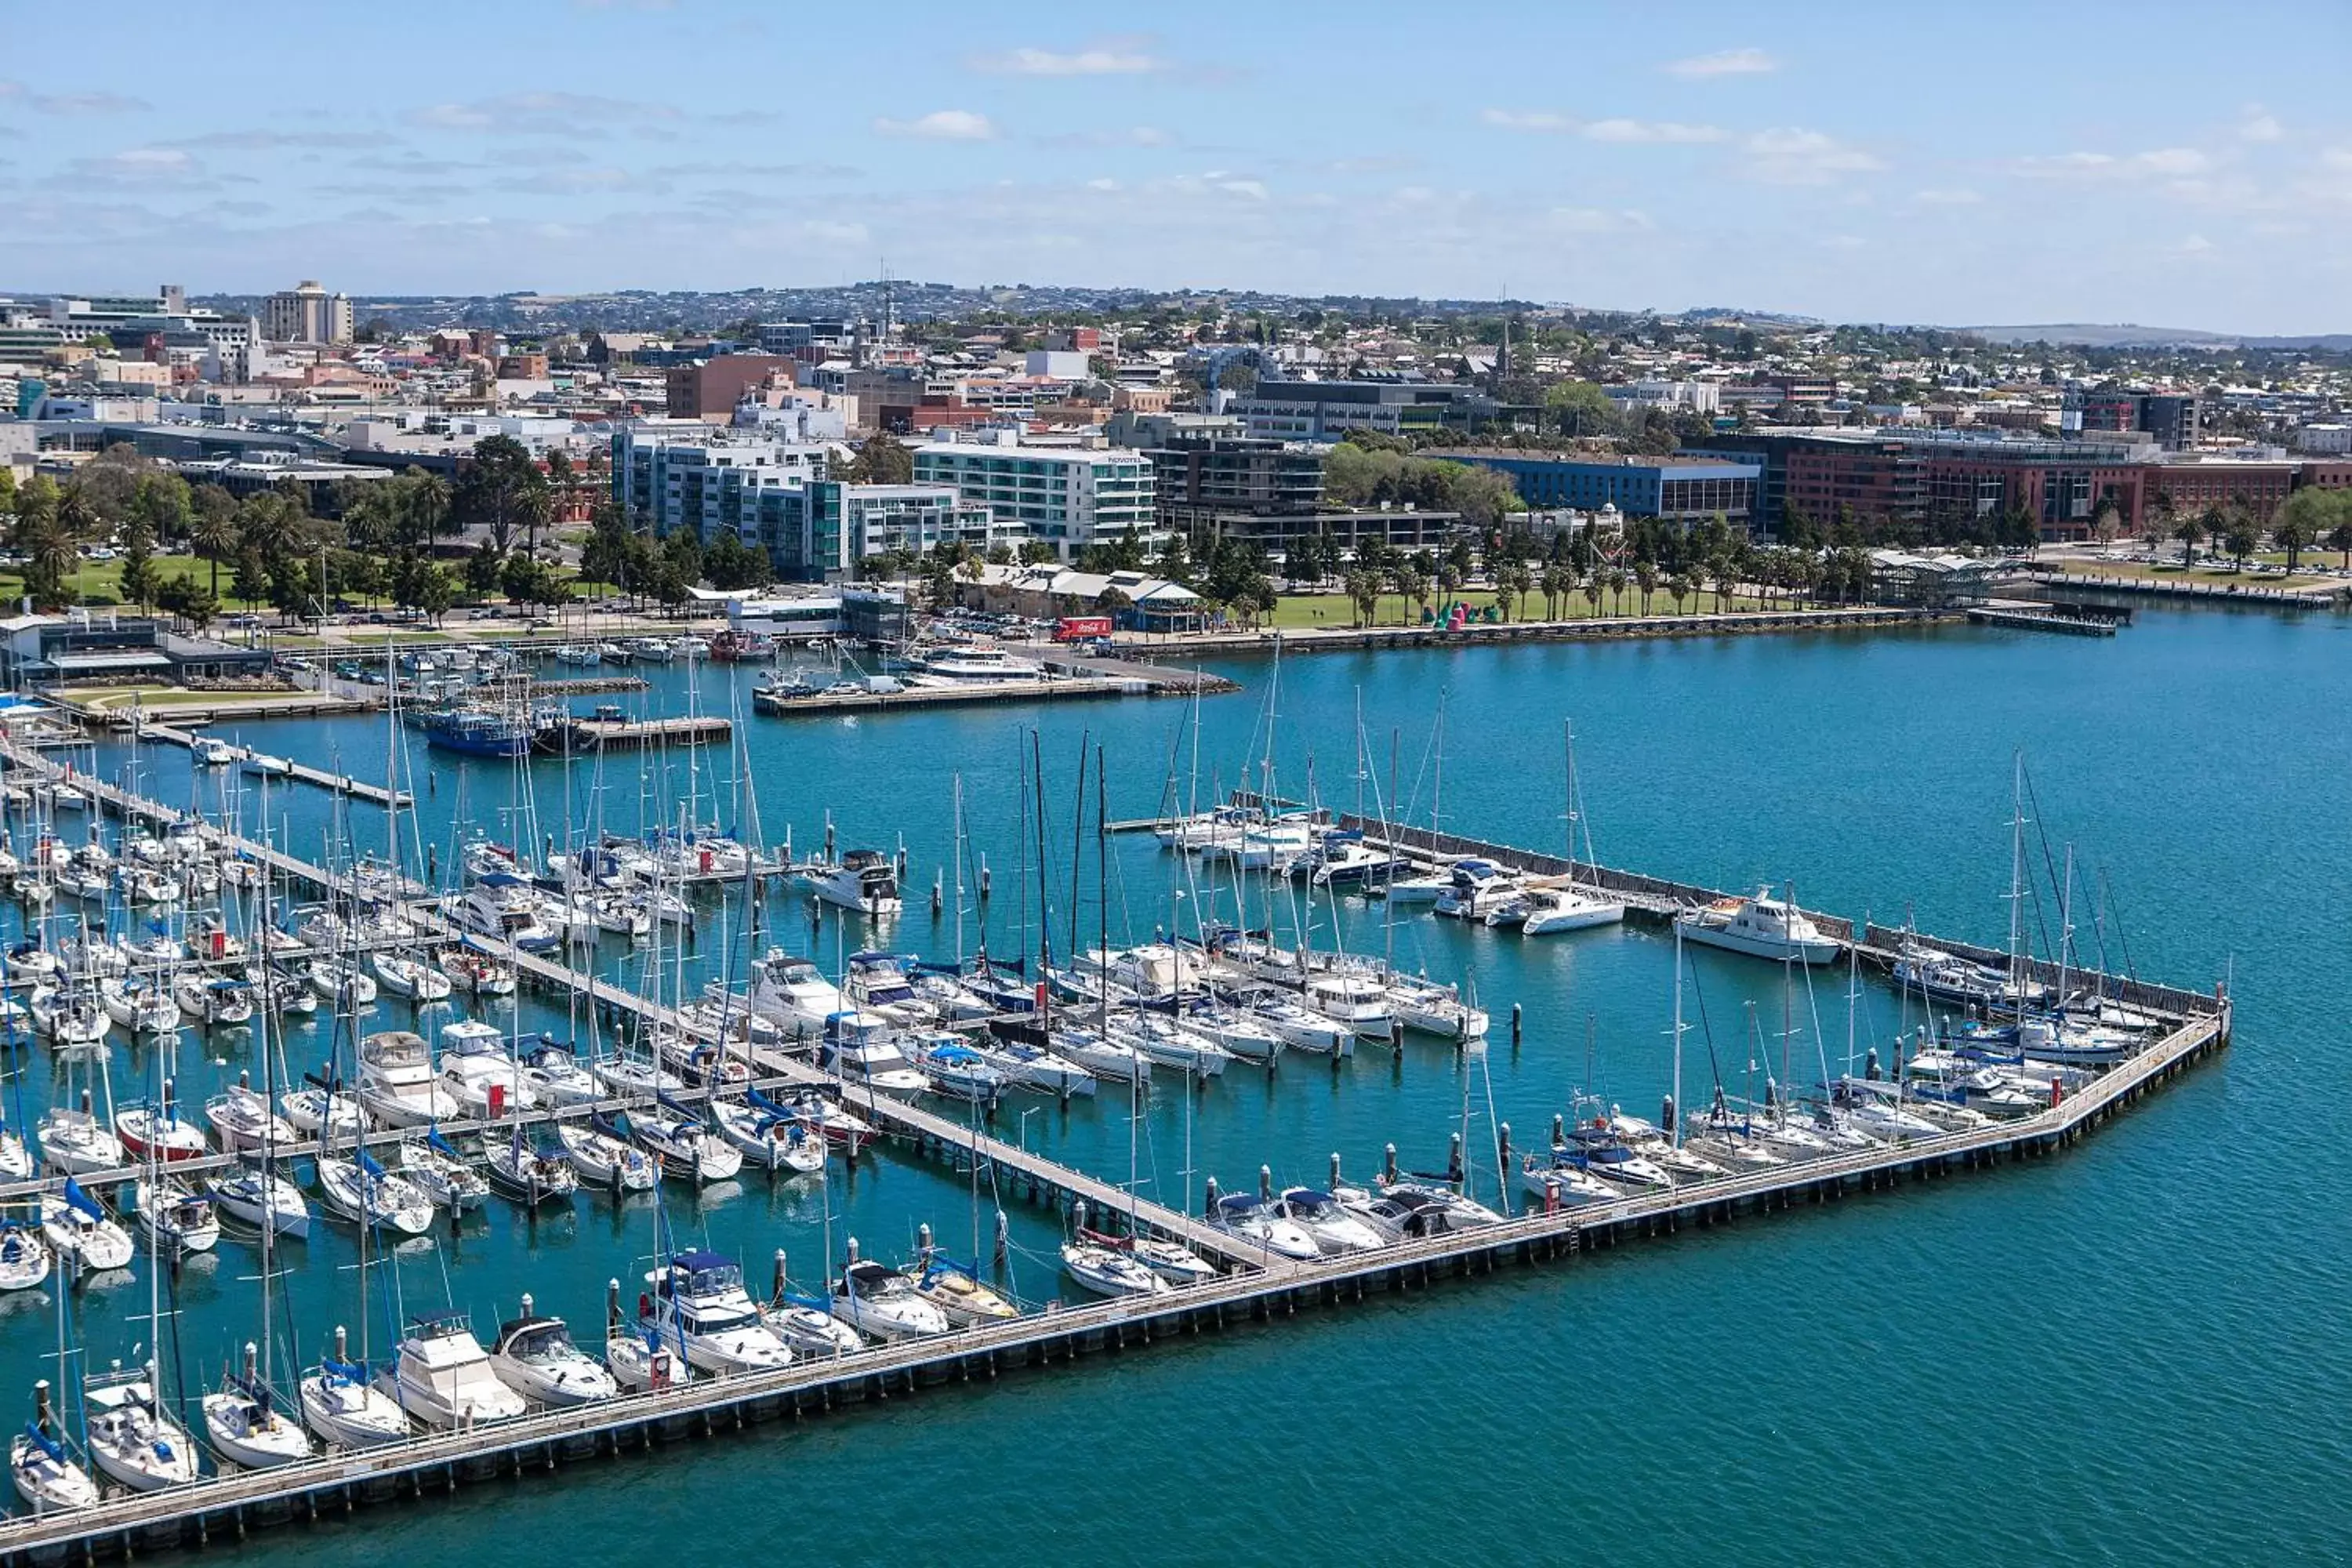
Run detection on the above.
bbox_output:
[1054,615,1114,643]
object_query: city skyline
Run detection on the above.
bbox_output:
[2,1,2349,332]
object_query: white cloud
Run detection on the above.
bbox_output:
[1741,128,1885,185]
[1583,118,1724,144]
[1912,187,1984,205]
[68,147,200,183]
[800,219,868,245]
[1664,47,1777,78]
[2015,147,2214,180]
[873,110,996,141]
[0,80,149,114]
[2238,105,2282,143]
[1084,177,1121,192]
[1547,206,1653,234]
[409,91,677,135]
[1482,110,1721,143]
[969,45,1162,75]
[1481,108,1576,133]
[1039,125,1175,149]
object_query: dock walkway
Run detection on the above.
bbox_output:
[112,721,411,808]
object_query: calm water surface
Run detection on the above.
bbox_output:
[13,604,2350,1565]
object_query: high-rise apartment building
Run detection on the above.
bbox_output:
[262,280,353,344]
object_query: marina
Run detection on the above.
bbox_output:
[0,655,2233,1563]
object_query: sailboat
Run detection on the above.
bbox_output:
[83,1365,201,1492]
[1515,721,1627,935]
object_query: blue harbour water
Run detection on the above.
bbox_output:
[9,603,2350,1564]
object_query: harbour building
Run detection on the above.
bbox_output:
[758,481,1006,583]
[913,435,1156,562]
[1443,452,1760,527]
[611,426,830,546]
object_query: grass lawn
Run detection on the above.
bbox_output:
[1261,586,1769,630]
[0,553,274,612]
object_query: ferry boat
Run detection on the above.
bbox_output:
[905,644,1042,683]
[1672,887,1840,965]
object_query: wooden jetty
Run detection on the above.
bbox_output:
[545,713,731,751]
[0,746,2235,1566]
[111,720,412,808]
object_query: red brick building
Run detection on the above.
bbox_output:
[665,354,795,420]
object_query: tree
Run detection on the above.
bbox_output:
[702,532,768,591]
[129,472,192,547]
[2222,512,2259,571]
[1494,558,1532,622]
[118,519,158,611]
[189,484,238,597]
[452,435,551,556]
[20,524,76,609]
[839,434,914,486]
[2089,499,2122,554]
[1544,380,1617,439]
[1632,560,1659,615]
[9,474,59,553]
[2328,517,2352,571]
[1343,568,1381,628]
[2270,488,2331,575]
[231,546,270,609]
[1666,572,1693,616]
[464,541,504,597]
[2174,509,2207,566]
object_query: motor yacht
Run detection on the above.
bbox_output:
[377,1314,530,1429]
[797,850,902,916]
[1207,1192,1319,1261]
[357,1029,460,1127]
[745,950,851,1036]
[820,1011,929,1093]
[488,1298,618,1408]
[643,1251,793,1375]
[1674,887,1840,965]
[437,1018,533,1119]
[829,1258,949,1341]
[1060,1240,1169,1298]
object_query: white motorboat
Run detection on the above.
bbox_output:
[1177,1005,1284,1064]
[488,1298,619,1408]
[644,1251,794,1375]
[205,1083,297,1156]
[1060,1240,1169,1298]
[1301,971,1392,1036]
[743,953,852,1038]
[844,951,940,1023]
[377,1314,529,1429]
[1273,1187,1391,1254]
[133,1178,220,1256]
[205,1168,313,1240]
[1089,1230,1219,1286]
[1518,1153,1621,1207]
[1433,858,1523,921]
[1245,993,1355,1055]
[761,1291,866,1358]
[909,1033,1007,1104]
[1207,1193,1320,1261]
[0,1226,52,1292]
[1374,865,1453,903]
[83,1371,201,1493]
[1674,887,1841,965]
[593,1050,684,1100]
[372,952,454,1004]
[906,644,1044,682]
[557,1121,660,1192]
[437,1019,534,1119]
[452,873,561,952]
[1515,881,1628,935]
[10,1419,97,1515]
[191,736,237,767]
[520,1038,603,1106]
[41,1184,135,1273]
[357,1029,460,1127]
[909,1254,1019,1327]
[819,1012,929,1093]
[797,849,902,916]
[830,1258,949,1341]
[1387,977,1489,1040]
[1116,1014,1233,1078]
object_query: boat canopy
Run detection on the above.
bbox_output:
[61,1177,103,1222]
[19,1423,64,1462]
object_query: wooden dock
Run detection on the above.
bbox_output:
[0,749,2236,1565]
[0,1000,2227,1567]
[545,714,731,751]
[117,721,412,808]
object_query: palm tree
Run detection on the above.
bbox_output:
[1632,561,1658,615]
[191,504,238,599]
[2329,519,2352,570]
[1343,568,1380,628]
[2174,510,2207,566]
[1667,573,1692,616]
[1538,563,1568,621]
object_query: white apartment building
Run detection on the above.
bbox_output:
[1604,379,1722,415]
[612,426,832,546]
[913,434,1156,561]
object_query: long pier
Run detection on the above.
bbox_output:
[101,721,411,809]
[0,748,2234,1564]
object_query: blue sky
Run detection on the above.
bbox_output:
[3,1,2347,332]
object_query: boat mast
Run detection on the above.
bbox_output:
[1671,923,1685,1149]
[2007,750,2027,1018]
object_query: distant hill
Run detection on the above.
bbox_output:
[1962,322,2352,350]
